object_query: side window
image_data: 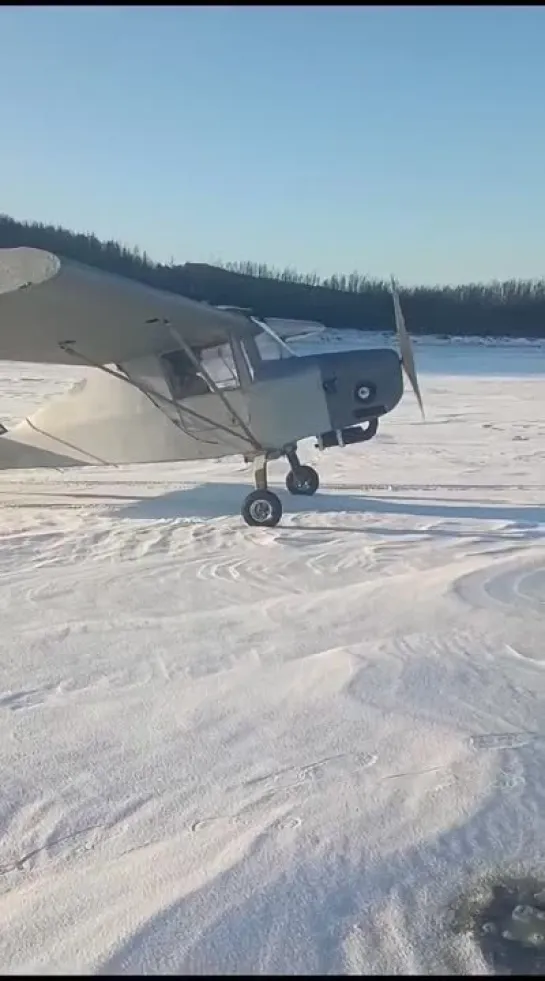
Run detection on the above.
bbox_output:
[162,343,240,399]
[199,343,240,390]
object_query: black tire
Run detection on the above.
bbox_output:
[241,489,283,527]
[286,465,320,496]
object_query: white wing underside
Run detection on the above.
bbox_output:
[0,247,254,365]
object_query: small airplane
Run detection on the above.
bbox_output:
[0,246,424,527]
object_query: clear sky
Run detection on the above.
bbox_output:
[1,5,544,286]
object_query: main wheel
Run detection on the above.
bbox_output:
[286,465,319,496]
[241,489,283,527]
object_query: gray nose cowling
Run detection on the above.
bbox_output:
[248,346,404,452]
[316,347,403,432]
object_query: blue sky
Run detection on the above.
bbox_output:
[1,5,544,286]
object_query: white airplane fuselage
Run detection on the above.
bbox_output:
[0,323,399,470]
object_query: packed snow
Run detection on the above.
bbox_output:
[0,341,544,975]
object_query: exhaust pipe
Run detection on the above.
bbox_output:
[316,419,378,450]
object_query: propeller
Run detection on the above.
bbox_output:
[390,275,425,419]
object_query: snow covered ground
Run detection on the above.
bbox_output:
[0,341,544,974]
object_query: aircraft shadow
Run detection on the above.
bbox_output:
[118,481,545,533]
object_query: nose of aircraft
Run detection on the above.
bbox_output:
[315,346,404,432]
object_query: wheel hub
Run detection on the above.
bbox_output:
[249,499,273,523]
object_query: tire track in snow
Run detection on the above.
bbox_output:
[0,791,154,883]
[453,553,545,628]
[190,751,379,834]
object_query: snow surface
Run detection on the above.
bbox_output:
[0,341,544,974]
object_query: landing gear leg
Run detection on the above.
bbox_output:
[241,454,283,528]
[285,447,320,496]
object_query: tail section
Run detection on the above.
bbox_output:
[0,363,177,471]
[0,420,96,470]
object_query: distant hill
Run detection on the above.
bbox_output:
[1,213,544,338]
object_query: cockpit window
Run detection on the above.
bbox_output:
[162,342,240,400]
[200,343,240,389]
[161,349,208,399]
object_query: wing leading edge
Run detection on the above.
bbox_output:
[0,247,257,366]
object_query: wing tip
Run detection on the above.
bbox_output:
[0,246,61,296]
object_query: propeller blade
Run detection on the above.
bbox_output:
[390,276,425,419]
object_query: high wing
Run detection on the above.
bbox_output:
[0,247,257,366]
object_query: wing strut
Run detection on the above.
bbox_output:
[216,307,298,357]
[249,317,298,358]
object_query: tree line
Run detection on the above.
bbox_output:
[1,213,544,338]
